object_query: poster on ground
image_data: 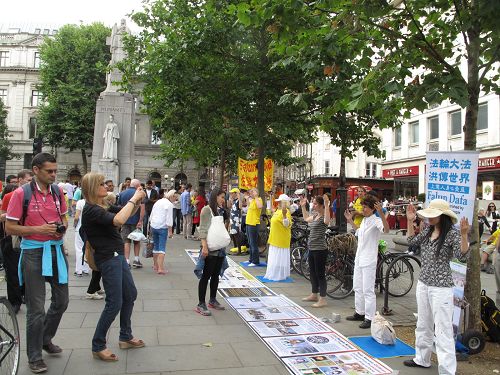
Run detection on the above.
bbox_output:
[282,351,393,375]
[218,266,264,289]
[226,296,294,309]
[219,287,276,298]
[425,151,479,223]
[249,318,333,337]
[264,333,357,357]
[237,306,311,322]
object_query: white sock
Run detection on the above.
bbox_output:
[134,256,139,262]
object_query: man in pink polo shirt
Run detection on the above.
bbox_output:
[6,153,68,374]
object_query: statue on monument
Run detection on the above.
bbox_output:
[102,114,120,160]
[105,19,130,92]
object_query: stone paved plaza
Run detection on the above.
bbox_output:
[2,224,496,375]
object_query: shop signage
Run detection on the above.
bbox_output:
[318,179,333,188]
[478,156,500,170]
[382,165,419,178]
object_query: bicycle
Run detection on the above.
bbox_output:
[0,276,20,375]
[290,219,308,275]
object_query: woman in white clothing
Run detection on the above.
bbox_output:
[149,189,175,275]
[264,194,292,281]
[74,198,91,276]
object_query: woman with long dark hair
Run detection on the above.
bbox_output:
[486,202,499,234]
[195,188,228,316]
[403,199,469,374]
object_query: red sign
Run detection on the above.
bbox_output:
[307,184,314,191]
[382,166,419,178]
[478,156,500,170]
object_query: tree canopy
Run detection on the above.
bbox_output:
[37,23,111,172]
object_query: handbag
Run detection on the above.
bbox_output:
[143,219,153,258]
[206,209,231,250]
[371,312,397,345]
[84,241,98,271]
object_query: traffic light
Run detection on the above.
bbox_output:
[33,137,43,156]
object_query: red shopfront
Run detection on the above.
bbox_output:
[477,155,500,200]
[382,165,420,199]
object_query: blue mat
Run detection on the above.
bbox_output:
[256,275,294,283]
[239,261,267,268]
[349,336,415,359]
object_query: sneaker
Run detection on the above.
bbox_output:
[43,342,62,354]
[132,260,143,268]
[208,299,225,310]
[29,359,48,373]
[403,359,430,368]
[96,290,105,295]
[195,303,212,316]
[346,312,365,321]
[247,263,257,267]
[74,273,82,277]
[359,319,372,329]
[86,292,104,300]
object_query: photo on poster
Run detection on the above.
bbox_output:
[219,287,276,298]
[282,351,393,375]
[249,318,332,337]
[264,333,357,357]
[226,296,294,309]
[237,306,311,322]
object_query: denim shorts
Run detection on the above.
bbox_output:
[152,227,168,253]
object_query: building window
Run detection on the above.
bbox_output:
[0,51,8,67]
[477,103,488,131]
[366,162,377,177]
[428,116,439,140]
[409,121,419,144]
[450,110,461,136]
[29,118,37,139]
[31,90,41,106]
[34,52,40,68]
[0,89,6,104]
[324,160,330,175]
[151,130,162,145]
[394,127,401,148]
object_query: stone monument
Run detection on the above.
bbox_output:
[91,19,136,187]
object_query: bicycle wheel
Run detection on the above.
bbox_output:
[0,298,20,375]
[299,250,310,280]
[386,256,414,297]
[326,256,354,299]
[290,245,306,275]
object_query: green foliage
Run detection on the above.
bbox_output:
[119,0,316,170]
[37,23,111,152]
[0,100,18,160]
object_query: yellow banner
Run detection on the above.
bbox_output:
[238,158,274,191]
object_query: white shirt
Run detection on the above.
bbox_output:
[150,198,174,229]
[65,183,75,199]
[75,199,86,231]
[355,214,384,268]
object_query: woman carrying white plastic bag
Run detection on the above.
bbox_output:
[196,188,229,316]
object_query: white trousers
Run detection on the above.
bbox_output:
[415,281,456,375]
[74,231,90,274]
[353,263,377,321]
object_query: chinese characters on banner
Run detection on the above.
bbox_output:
[425,151,479,223]
[238,157,274,191]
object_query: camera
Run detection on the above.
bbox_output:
[55,223,66,234]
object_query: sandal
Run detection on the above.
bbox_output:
[157,269,167,275]
[118,338,145,349]
[92,349,118,362]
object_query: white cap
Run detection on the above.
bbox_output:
[275,194,291,202]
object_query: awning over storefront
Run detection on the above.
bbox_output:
[382,165,419,178]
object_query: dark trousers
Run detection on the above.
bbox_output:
[173,208,182,234]
[92,254,137,352]
[246,224,260,265]
[1,236,23,307]
[87,270,102,294]
[308,250,328,297]
[230,232,243,252]
[198,255,224,304]
[22,249,69,363]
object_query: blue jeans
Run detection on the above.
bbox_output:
[246,224,260,265]
[152,227,168,253]
[92,254,137,352]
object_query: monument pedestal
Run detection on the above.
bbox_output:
[99,159,120,186]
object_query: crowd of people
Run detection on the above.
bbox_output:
[0,152,498,374]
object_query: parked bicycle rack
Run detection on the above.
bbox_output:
[382,254,421,316]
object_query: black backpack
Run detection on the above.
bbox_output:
[20,182,63,225]
[480,289,500,343]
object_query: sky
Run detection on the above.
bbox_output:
[1,0,146,32]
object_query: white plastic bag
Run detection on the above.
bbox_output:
[371,312,396,345]
[206,214,231,250]
[128,228,147,242]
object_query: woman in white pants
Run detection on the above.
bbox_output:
[74,198,91,276]
[404,200,470,375]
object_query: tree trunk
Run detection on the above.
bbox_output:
[219,146,226,188]
[257,144,265,203]
[463,17,481,331]
[80,149,88,174]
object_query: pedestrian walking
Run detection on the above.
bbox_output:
[181,183,193,239]
[80,172,146,362]
[149,189,175,275]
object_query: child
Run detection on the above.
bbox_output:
[344,194,390,328]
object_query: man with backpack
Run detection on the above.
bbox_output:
[5,153,69,374]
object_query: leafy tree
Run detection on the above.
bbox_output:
[37,23,111,173]
[119,0,316,191]
[0,100,18,160]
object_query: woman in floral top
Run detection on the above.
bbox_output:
[403,199,470,375]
